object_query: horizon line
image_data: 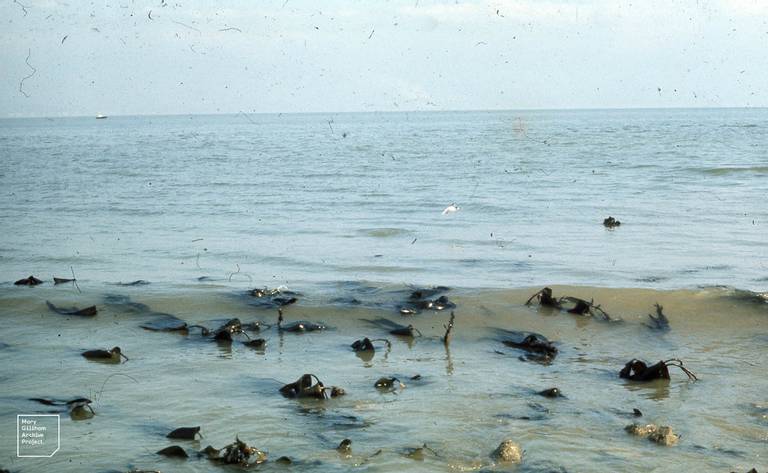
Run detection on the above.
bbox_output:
[1,104,766,120]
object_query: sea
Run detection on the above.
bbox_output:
[0,109,766,472]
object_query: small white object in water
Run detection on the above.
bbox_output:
[442,203,460,215]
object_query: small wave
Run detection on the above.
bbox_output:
[357,227,414,238]
[338,264,423,273]
[634,276,670,283]
[722,288,768,307]
[701,166,768,176]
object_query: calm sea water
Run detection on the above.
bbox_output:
[0,109,766,291]
[0,109,767,473]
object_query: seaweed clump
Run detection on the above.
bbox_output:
[201,437,267,467]
[279,374,346,399]
[15,275,44,286]
[645,303,670,330]
[502,333,558,363]
[619,359,698,382]
[525,287,615,321]
[398,286,455,314]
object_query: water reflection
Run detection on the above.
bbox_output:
[621,379,671,401]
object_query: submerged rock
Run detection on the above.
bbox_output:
[116,280,151,286]
[390,324,420,338]
[275,456,292,465]
[157,445,188,458]
[46,301,98,317]
[140,315,188,332]
[492,439,523,463]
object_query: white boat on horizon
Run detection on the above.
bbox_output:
[96,114,108,119]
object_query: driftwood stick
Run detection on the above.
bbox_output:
[443,311,455,346]
[71,266,81,293]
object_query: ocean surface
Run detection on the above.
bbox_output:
[0,109,766,291]
[0,109,766,472]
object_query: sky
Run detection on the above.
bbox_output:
[1,0,767,117]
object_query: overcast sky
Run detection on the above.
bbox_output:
[1,0,766,117]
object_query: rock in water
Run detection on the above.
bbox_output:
[648,426,679,446]
[492,440,523,463]
[337,438,352,457]
[625,423,658,436]
[625,423,679,446]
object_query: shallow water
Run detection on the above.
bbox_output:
[0,284,766,472]
[0,109,767,472]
